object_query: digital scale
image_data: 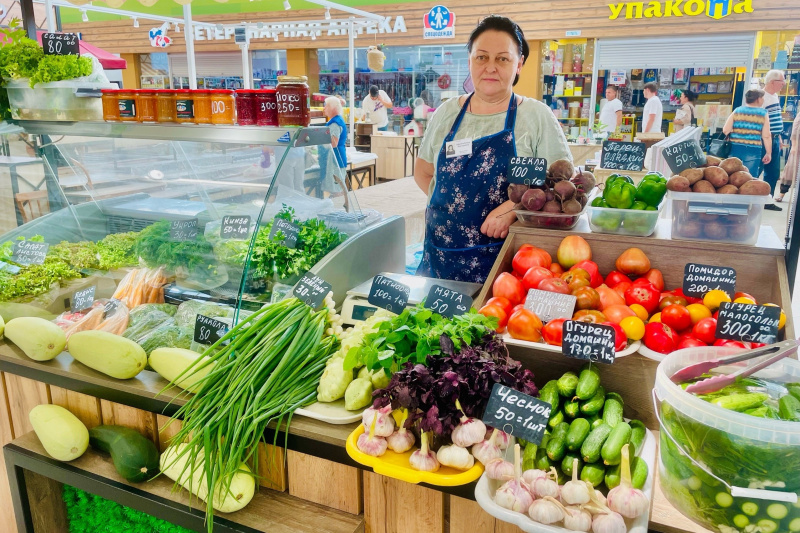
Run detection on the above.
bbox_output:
[340,272,483,325]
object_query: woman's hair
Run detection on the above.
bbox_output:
[467,15,529,86]
[745,89,765,104]
[682,89,697,102]
[325,96,343,115]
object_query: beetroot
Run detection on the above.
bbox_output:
[553,180,576,201]
[521,188,547,211]
[542,200,562,213]
[561,198,582,214]
[577,193,588,208]
[508,183,529,204]
[545,189,556,202]
[548,159,575,181]
[570,171,596,195]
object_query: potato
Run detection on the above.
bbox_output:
[717,184,739,195]
[667,176,691,192]
[720,157,745,175]
[704,166,729,188]
[704,155,722,167]
[728,223,754,241]
[729,171,753,188]
[680,220,702,238]
[692,180,716,194]
[679,168,705,185]
[738,180,771,196]
[704,222,728,240]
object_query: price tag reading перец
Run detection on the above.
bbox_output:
[170,219,199,241]
[562,320,616,365]
[524,288,576,324]
[683,263,736,299]
[367,275,410,313]
[293,273,332,309]
[481,383,551,446]
[424,284,472,319]
[506,157,547,188]
[600,141,646,172]
[194,314,229,346]
[71,286,96,313]
[221,215,251,239]
[716,302,781,345]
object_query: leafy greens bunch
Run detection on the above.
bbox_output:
[134,220,214,274]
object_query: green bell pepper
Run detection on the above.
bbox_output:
[603,178,637,209]
[606,175,634,187]
[591,197,608,208]
[631,201,648,210]
[645,205,657,211]
[593,210,622,231]
[635,173,667,207]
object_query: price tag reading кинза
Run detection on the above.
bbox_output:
[683,263,736,299]
[424,284,472,319]
[71,286,96,312]
[221,215,251,239]
[716,302,781,345]
[170,219,199,241]
[293,273,332,309]
[600,141,646,172]
[368,275,410,313]
[562,320,616,364]
[481,383,551,446]
[524,289,576,323]
[506,157,547,187]
[194,314,229,345]
[12,240,49,265]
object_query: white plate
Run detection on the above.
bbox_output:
[475,426,657,533]
[295,399,363,424]
[637,343,668,362]
[503,334,641,359]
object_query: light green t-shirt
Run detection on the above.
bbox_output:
[419,96,572,196]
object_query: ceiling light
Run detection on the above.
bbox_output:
[325,7,331,19]
[132,17,139,28]
[81,9,88,22]
[174,23,181,33]
[283,0,291,10]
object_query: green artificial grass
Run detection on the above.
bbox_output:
[63,484,193,533]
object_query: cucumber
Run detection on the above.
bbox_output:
[536,452,554,472]
[766,503,789,520]
[715,492,733,508]
[732,514,750,529]
[540,381,560,413]
[546,422,570,461]
[588,414,604,429]
[779,394,800,421]
[89,425,159,482]
[564,399,580,418]
[756,519,779,533]
[561,452,583,478]
[741,501,759,516]
[566,418,591,451]
[522,442,538,471]
[557,372,579,397]
[628,420,647,456]
[789,517,800,532]
[580,462,605,487]
[601,421,631,466]
[605,391,625,406]
[711,392,769,412]
[686,475,702,491]
[576,364,601,400]
[581,385,606,416]
[548,409,565,429]
[602,395,624,428]
[630,456,648,490]
[605,464,620,489]
[581,422,612,463]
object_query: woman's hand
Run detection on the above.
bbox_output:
[481,201,517,239]
[763,153,772,165]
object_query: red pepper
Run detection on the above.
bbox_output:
[602,321,628,351]
[643,322,677,354]
[625,280,661,314]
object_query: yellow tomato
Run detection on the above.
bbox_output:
[763,303,787,330]
[620,316,646,341]
[649,312,662,323]
[703,290,731,310]
[629,304,649,321]
[734,297,756,305]
[686,303,712,325]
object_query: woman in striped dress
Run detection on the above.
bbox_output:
[722,89,772,177]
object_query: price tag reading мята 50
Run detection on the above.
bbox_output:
[424,284,472,319]
[481,383,551,446]
[715,302,781,345]
[293,273,332,309]
[562,320,616,364]
[71,286,96,313]
[506,157,547,187]
[170,219,199,241]
[194,314,229,345]
[683,263,736,299]
[268,219,300,249]
[367,275,410,313]
[221,215,251,239]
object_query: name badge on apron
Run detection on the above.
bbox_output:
[445,138,472,159]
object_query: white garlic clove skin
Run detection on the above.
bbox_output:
[409,450,440,472]
[495,480,533,513]
[532,477,560,499]
[361,406,395,437]
[436,444,475,470]
[561,479,591,505]
[521,468,547,486]
[386,430,415,453]
[471,440,501,466]
[357,433,388,457]
[563,506,592,532]
[591,511,627,533]
[528,498,564,525]
[451,418,487,448]
[484,427,512,449]
[607,485,650,519]
[485,458,515,481]
[594,490,607,507]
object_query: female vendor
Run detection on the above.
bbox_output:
[414,15,571,283]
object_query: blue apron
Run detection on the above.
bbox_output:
[327,114,348,168]
[417,93,517,283]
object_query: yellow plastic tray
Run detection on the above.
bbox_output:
[345,425,484,486]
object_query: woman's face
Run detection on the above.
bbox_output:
[468,29,523,101]
[680,93,688,104]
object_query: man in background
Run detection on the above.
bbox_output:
[762,69,786,211]
[598,85,623,134]
[362,85,393,131]
[641,82,663,134]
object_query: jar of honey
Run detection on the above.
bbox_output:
[276,76,310,127]
[117,90,138,122]
[101,89,119,122]
[235,89,257,126]
[137,90,157,123]
[156,90,176,122]
[193,90,212,125]
[174,90,195,124]
[255,89,278,126]
[210,90,235,125]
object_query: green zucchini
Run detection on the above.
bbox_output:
[540,381,560,413]
[566,418,591,451]
[581,385,606,416]
[581,422,612,463]
[557,372,579,397]
[580,462,605,487]
[561,452,583,478]
[546,422,570,461]
[601,421,632,466]
[89,425,159,483]
[628,420,646,456]
[576,364,601,400]
[564,399,581,418]
[602,395,624,428]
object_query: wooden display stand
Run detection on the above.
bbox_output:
[371,134,416,180]
[354,123,376,153]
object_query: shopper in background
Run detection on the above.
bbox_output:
[672,89,697,132]
[598,85,623,134]
[324,96,347,170]
[414,14,571,283]
[362,85,393,131]
[722,89,771,181]
[776,113,800,203]
[762,69,786,210]
[641,82,663,134]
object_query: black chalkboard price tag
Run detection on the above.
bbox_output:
[170,219,199,241]
[600,141,646,172]
[194,314,229,345]
[481,383,551,446]
[562,320,616,364]
[716,302,781,345]
[367,275,410,313]
[71,286,96,312]
[104,298,122,316]
[524,289,577,323]
[12,240,49,265]
[269,219,300,249]
[220,215,251,239]
[293,273,332,309]
[424,284,472,318]
[683,263,736,299]
[42,33,80,56]
[507,157,547,187]
[663,140,707,174]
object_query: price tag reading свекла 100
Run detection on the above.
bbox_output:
[506,157,547,187]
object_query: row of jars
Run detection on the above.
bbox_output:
[100,76,310,127]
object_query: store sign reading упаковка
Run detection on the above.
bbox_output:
[609,0,753,20]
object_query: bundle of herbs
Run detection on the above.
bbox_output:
[134,220,215,276]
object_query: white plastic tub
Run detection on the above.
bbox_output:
[668,191,771,246]
[5,79,109,121]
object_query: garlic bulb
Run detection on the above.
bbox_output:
[594,490,607,507]
[495,479,533,513]
[409,432,439,472]
[357,417,387,457]
[607,444,649,519]
[521,468,547,486]
[485,458,514,481]
[362,405,395,437]
[563,506,592,532]
[471,429,501,465]
[386,409,415,453]
[436,444,474,470]
[484,427,511,449]
[561,458,591,505]
[591,511,627,533]
[450,400,487,448]
[528,497,564,525]
[532,467,560,499]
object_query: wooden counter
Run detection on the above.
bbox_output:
[568,142,601,167]
[353,177,427,246]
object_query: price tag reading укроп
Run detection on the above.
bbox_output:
[268,219,300,249]
[716,302,781,345]
[524,289,576,324]
[194,314,229,346]
[12,240,49,265]
[220,215,251,240]
[506,157,547,187]
[367,275,410,313]
[683,263,736,299]
[293,273,332,309]
[562,320,616,365]
[424,284,472,319]
[481,383,551,446]
[71,286,96,313]
[170,219,199,241]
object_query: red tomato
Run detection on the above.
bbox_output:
[643,269,665,292]
[512,304,525,314]
[512,246,552,275]
[511,270,523,280]
[603,304,636,324]
[643,322,677,354]
[661,304,692,332]
[713,339,750,349]
[692,317,718,345]
[712,310,719,320]
[677,336,707,349]
[538,277,571,295]
[522,266,553,292]
[613,281,632,300]
[596,284,626,310]
[493,272,526,305]
[666,288,703,305]
[605,271,632,288]
[485,297,513,314]
[542,318,567,346]
[659,294,688,310]
[478,305,508,332]
[571,260,604,288]
[625,281,661,314]
[602,321,628,351]
[573,310,608,323]
[507,309,543,342]
[549,263,565,276]
[734,292,757,303]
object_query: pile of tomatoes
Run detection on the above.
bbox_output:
[478,236,786,355]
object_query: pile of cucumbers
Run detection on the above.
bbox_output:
[522,364,648,491]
